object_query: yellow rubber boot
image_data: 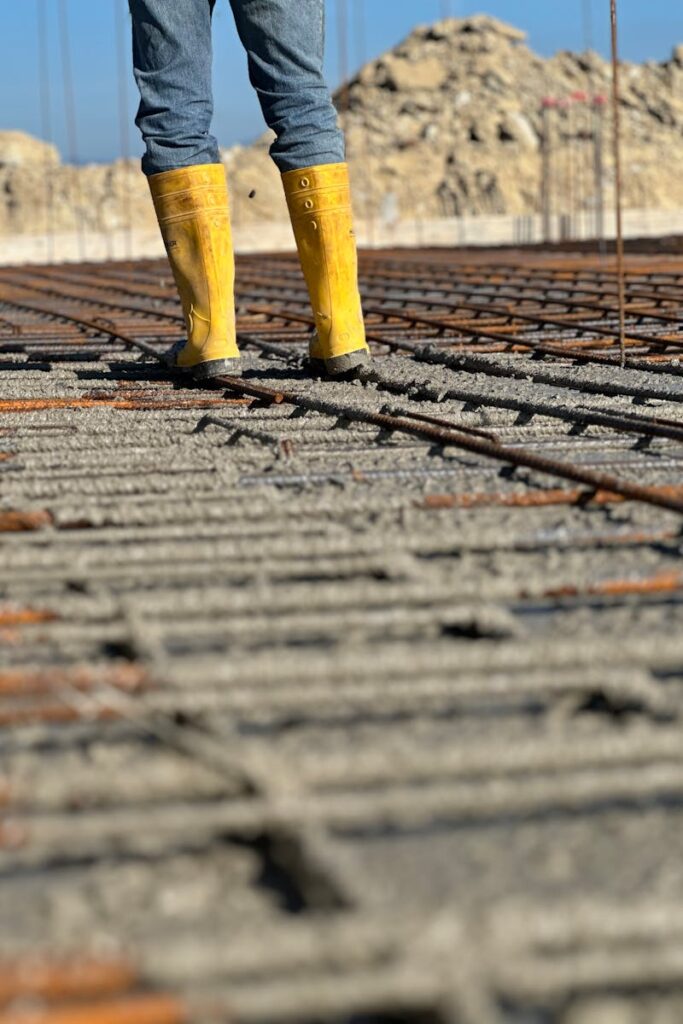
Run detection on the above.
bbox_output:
[148,163,241,379]
[282,163,370,378]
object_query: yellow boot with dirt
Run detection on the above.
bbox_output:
[283,162,371,379]
[148,163,242,380]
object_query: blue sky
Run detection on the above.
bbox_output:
[1,0,680,164]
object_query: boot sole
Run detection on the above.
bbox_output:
[164,342,242,381]
[191,358,243,380]
[308,349,371,380]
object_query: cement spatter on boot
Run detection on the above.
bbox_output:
[149,164,242,379]
[282,163,371,379]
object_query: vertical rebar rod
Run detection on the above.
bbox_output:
[37,0,56,264]
[114,0,133,260]
[609,0,626,366]
[567,100,576,240]
[354,0,376,247]
[58,0,86,261]
[582,0,595,240]
[541,101,554,243]
[582,0,594,50]
[574,97,584,240]
[336,0,349,104]
[557,99,570,240]
[593,95,607,254]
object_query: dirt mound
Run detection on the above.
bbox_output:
[0,132,150,238]
[338,14,683,220]
[2,15,683,238]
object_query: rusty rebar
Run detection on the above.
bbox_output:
[610,0,627,366]
[2,251,682,519]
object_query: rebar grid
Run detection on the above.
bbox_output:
[1,247,683,1024]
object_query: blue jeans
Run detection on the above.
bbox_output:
[129,0,345,176]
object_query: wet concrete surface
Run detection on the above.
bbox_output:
[0,250,682,1023]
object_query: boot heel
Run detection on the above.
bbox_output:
[192,358,243,380]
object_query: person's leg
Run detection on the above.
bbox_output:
[228,0,343,172]
[129,0,241,378]
[130,0,219,175]
[229,0,370,377]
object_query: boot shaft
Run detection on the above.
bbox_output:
[149,164,239,367]
[282,163,368,369]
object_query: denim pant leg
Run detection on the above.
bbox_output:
[130,0,220,176]
[228,0,345,173]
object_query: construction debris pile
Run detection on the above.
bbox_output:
[1,245,683,1022]
[335,15,683,219]
[3,15,683,237]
